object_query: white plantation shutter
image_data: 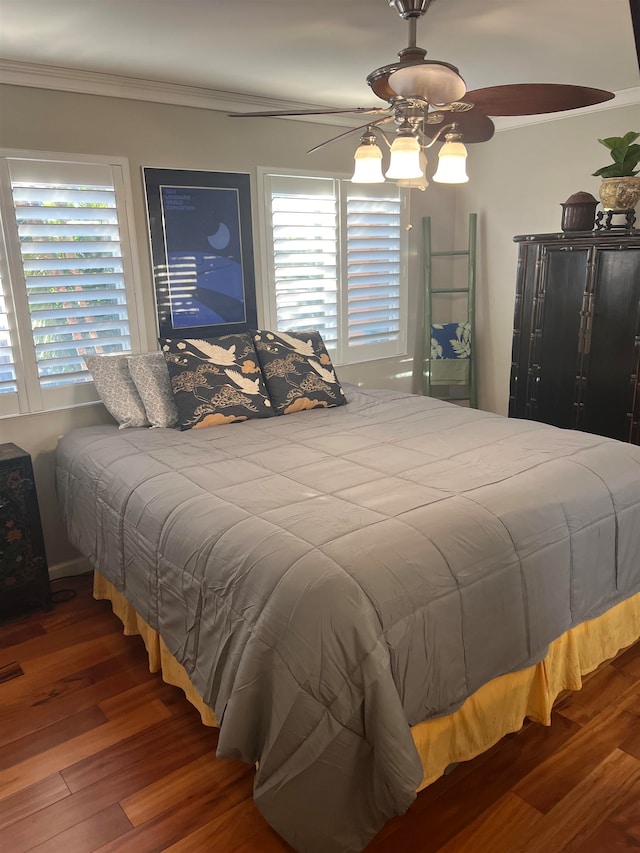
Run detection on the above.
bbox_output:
[346,193,401,350]
[12,181,131,388]
[0,153,143,415]
[0,264,19,414]
[263,172,406,365]
[268,175,338,348]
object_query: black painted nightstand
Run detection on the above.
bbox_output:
[0,443,52,616]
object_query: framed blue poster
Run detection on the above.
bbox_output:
[143,167,257,338]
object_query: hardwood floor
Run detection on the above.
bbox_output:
[1,573,639,853]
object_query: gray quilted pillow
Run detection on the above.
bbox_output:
[128,352,178,429]
[84,354,150,429]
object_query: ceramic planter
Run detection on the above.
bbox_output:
[598,176,640,211]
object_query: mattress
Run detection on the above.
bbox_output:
[56,385,640,852]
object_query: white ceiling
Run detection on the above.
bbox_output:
[0,0,638,117]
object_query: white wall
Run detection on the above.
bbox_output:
[0,83,456,571]
[456,103,640,416]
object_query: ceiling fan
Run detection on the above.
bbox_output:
[229,0,616,182]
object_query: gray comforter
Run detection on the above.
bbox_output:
[56,386,640,852]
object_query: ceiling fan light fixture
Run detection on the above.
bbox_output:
[387,62,467,105]
[351,137,385,183]
[432,135,469,184]
[385,133,423,179]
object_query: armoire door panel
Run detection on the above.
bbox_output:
[509,243,538,418]
[582,249,640,440]
[534,248,589,429]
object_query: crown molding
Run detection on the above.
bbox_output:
[1,59,638,132]
[0,59,362,127]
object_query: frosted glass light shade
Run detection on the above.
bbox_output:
[388,62,466,105]
[397,151,429,190]
[351,142,385,183]
[385,135,422,179]
[432,141,469,184]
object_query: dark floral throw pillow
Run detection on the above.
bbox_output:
[160,333,274,430]
[253,329,347,415]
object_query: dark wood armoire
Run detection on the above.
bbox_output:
[509,230,640,444]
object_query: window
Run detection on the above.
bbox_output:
[0,152,143,417]
[262,172,408,365]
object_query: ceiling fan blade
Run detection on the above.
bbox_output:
[228,106,388,118]
[423,110,495,144]
[307,116,393,154]
[465,84,615,117]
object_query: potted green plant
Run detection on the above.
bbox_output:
[592,131,640,211]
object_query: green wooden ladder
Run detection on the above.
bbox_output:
[422,213,478,408]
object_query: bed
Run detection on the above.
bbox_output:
[55,384,640,853]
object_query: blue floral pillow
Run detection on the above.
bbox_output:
[161,333,274,430]
[431,322,471,360]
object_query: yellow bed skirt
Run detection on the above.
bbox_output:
[93,571,640,792]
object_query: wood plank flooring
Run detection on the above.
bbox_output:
[1,574,639,852]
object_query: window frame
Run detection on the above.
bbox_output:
[0,149,147,418]
[257,167,409,367]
